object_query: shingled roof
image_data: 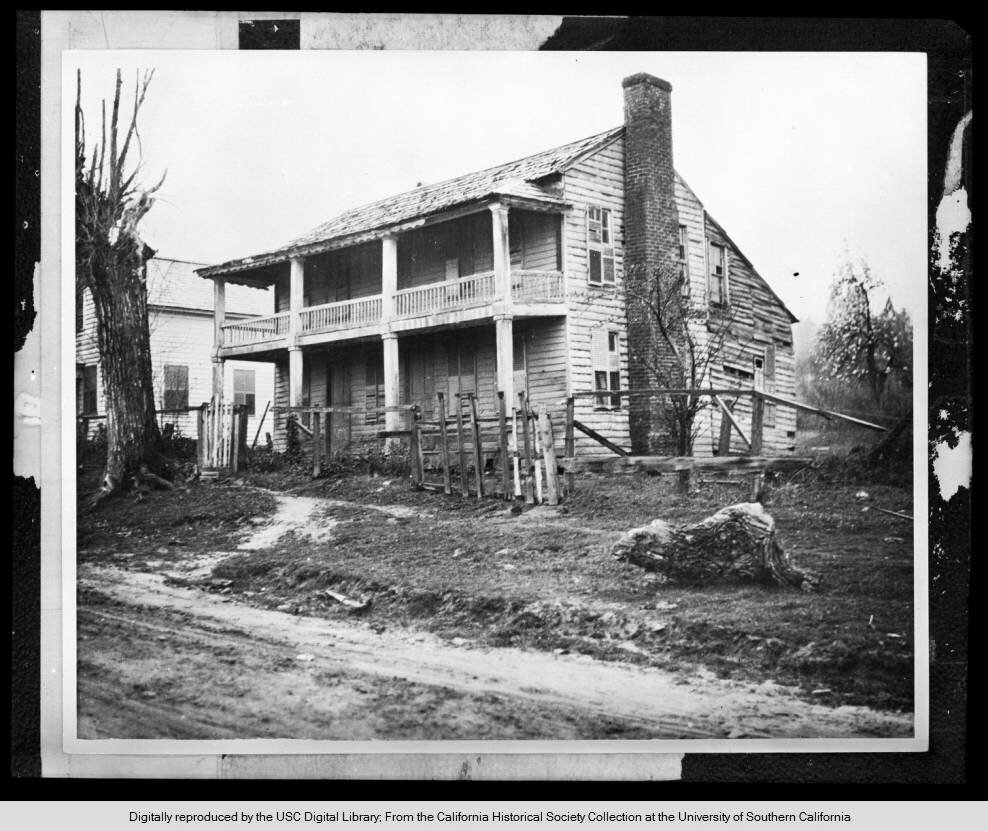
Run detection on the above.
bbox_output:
[198,126,623,278]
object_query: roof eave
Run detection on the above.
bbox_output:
[198,192,571,280]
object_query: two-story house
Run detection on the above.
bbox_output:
[77,257,275,442]
[197,74,797,457]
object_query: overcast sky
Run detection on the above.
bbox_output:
[67,50,927,325]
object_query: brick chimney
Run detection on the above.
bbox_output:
[622,72,680,454]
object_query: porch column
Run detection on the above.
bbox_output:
[381,234,398,322]
[213,278,226,350]
[288,346,304,409]
[382,332,400,441]
[289,256,304,343]
[212,278,226,400]
[490,203,512,307]
[212,358,225,400]
[494,313,514,407]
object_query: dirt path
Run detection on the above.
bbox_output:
[78,561,912,741]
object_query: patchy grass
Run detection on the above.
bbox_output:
[195,470,915,712]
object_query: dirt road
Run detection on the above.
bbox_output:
[76,490,913,741]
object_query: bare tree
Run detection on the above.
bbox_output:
[75,68,170,507]
[626,263,745,457]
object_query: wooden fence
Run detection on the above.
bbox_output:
[278,386,883,503]
[197,399,250,474]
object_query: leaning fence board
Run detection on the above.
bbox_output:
[519,393,535,504]
[455,396,469,497]
[564,397,576,497]
[757,391,888,431]
[468,394,484,498]
[312,411,322,477]
[497,392,511,499]
[712,394,751,449]
[750,394,765,456]
[562,455,815,474]
[571,420,631,457]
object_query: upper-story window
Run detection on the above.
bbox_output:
[587,206,615,286]
[708,241,728,305]
[678,225,690,298]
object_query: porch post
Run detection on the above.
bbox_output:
[381,234,398,322]
[289,256,304,342]
[212,358,225,400]
[212,278,226,400]
[382,332,400,444]
[288,346,304,409]
[213,278,226,349]
[494,313,514,407]
[490,203,512,306]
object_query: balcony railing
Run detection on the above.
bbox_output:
[301,294,382,334]
[511,269,565,303]
[222,312,289,346]
[395,271,496,318]
[220,270,566,349]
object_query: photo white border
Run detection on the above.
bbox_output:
[40,12,930,776]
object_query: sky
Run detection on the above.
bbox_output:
[67,50,927,327]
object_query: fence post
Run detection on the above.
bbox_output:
[197,405,205,470]
[468,394,484,498]
[539,411,560,506]
[564,396,575,497]
[312,410,322,478]
[230,406,241,474]
[750,392,765,456]
[437,392,452,495]
[454,395,469,497]
[519,392,534,504]
[411,406,425,487]
[497,391,511,499]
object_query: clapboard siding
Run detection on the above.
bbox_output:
[75,258,275,440]
[561,137,632,455]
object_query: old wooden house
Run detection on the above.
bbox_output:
[197,74,797,457]
[77,257,275,441]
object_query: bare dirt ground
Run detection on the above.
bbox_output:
[76,472,915,740]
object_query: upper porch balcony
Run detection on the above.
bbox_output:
[211,202,568,357]
[219,268,565,352]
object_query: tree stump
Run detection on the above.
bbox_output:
[610,502,816,590]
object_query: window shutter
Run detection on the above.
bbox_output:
[764,343,776,380]
[591,327,608,373]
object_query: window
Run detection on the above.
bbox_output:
[163,365,189,410]
[233,369,256,415]
[82,365,98,414]
[678,225,690,297]
[708,241,728,305]
[587,206,615,285]
[592,328,621,409]
[764,343,776,394]
[722,363,754,385]
[764,402,776,428]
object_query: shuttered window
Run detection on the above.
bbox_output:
[587,206,615,286]
[233,369,256,416]
[163,364,189,410]
[678,225,690,297]
[82,365,98,414]
[764,343,776,393]
[592,328,621,409]
[708,241,728,305]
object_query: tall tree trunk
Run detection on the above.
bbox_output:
[90,245,161,492]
